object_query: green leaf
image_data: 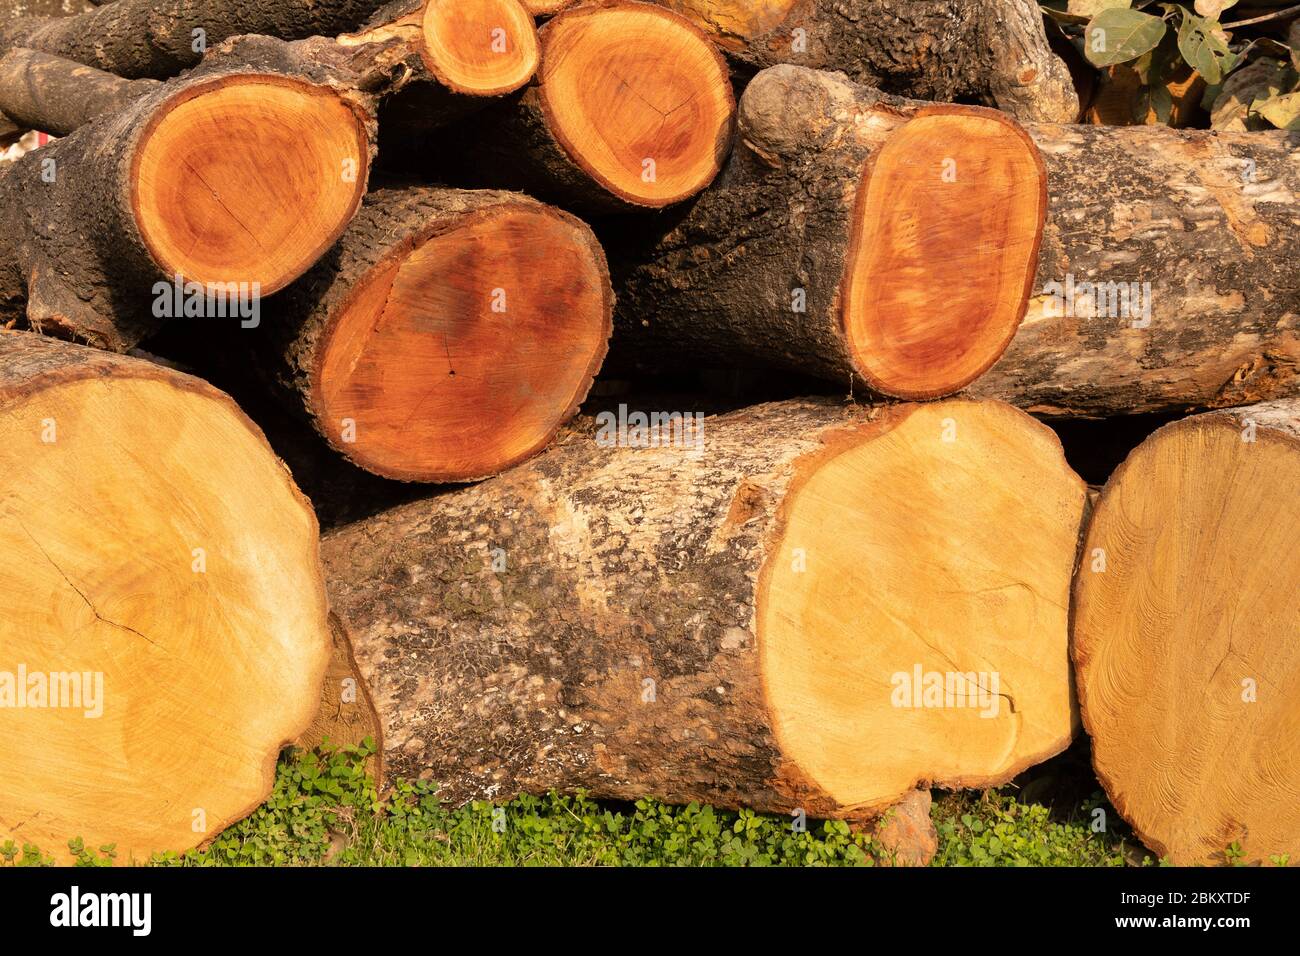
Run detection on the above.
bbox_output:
[1255,91,1300,129]
[1084,8,1168,66]
[1177,10,1238,85]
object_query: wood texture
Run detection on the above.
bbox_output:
[254,186,612,483]
[0,331,331,863]
[322,398,1086,819]
[1073,399,1300,865]
[451,0,735,211]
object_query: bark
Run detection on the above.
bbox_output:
[0,48,161,135]
[322,397,1085,818]
[0,0,392,79]
[252,185,612,483]
[294,613,386,787]
[0,35,376,351]
[971,122,1300,417]
[652,0,1079,122]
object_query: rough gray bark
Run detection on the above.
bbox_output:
[0,35,376,351]
[972,122,1300,417]
[652,0,1079,122]
[0,48,161,135]
[0,0,392,78]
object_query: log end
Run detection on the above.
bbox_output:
[1074,401,1300,865]
[843,108,1047,400]
[130,75,370,295]
[0,333,332,862]
[759,400,1085,812]
[539,1,735,207]
[311,200,612,483]
[420,0,539,96]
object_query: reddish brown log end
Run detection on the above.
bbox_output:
[312,202,612,482]
[130,75,370,294]
[843,108,1047,399]
[420,0,539,95]
[539,1,734,207]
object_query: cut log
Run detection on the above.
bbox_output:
[616,65,1300,411]
[1073,399,1300,865]
[452,0,735,211]
[0,47,161,135]
[0,37,373,351]
[345,0,539,139]
[322,398,1086,818]
[611,65,1048,400]
[649,0,1079,123]
[0,0,393,78]
[253,186,611,483]
[0,331,331,862]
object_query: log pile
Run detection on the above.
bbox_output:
[0,0,1295,867]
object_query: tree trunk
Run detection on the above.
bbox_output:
[610,65,1048,400]
[970,121,1300,418]
[0,36,374,351]
[0,331,331,863]
[650,0,1079,122]
[253,186,612,483]
[1073,399,1300,865]
[0,0,393,78]
[614,65,1300,413]
[0,48,161,135]
[449,1,736,211]
[521,0,575,13]
[322,397,1086,819]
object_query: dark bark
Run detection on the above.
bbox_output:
[652,0,1079,122]
[0,48,161,135]
[0,0,392,79]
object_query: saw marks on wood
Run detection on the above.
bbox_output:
[421,0,538,95]
[0,355,330,862]
[314,202,611,482]
[760,401,1085,811]
[1074,402,1300,865]
[539,2,733,206]
[845,110,1046,399]
[131,76,369,293]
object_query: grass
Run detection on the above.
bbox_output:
[2,738,1162,867]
